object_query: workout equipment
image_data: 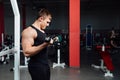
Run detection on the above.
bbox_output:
[0,46,14,57]
[0,33,6,63]
[10,0,20,80]
[86,25,93,50]
[0,0,20,79]
[10,50,29,72]
[0,46,14,64]
[19,50,28,69]
[52,42,65,68]
[2,33,4,47]
[45,35,62,43]
[91,45,114,77]
[0,33,14,64]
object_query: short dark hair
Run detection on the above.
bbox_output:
[36,8,52,19]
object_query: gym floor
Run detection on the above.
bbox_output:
[0,47,120,80]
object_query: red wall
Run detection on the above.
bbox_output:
[69,0,80,67]
[0,2,4,44]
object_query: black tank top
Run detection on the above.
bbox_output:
[28,25,48,66]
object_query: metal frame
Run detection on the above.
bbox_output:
[86,25,93,50]
[1,33,4,47]
[52,43,65,68]
[91,59,113,77]
[10,0,20,80]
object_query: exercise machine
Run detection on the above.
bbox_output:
[0,46,15,63]
[19,50,28,69]
[0,33,14,64]
[91,45,114,77]
[86,25,93,50]
[52,35,65,68]
[10,0,20,80]
[52,42,65,68]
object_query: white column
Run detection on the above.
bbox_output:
[10,0,20,80]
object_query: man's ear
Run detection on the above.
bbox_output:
[38,17,43,22]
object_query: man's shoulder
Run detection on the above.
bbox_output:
[23,26,34,32]
[22,26,37,38]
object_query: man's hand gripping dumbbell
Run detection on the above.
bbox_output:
[45,36,59,44]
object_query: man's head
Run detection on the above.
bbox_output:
[36,8,52,19]
[36,8,52,30]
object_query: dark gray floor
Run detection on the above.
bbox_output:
[0,47,120,80]
[0,60,80,80]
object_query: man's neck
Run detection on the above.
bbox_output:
[32,21,45,33]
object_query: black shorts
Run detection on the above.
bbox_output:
[28,64,50,80]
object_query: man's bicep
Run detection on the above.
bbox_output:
[22,32,34,49]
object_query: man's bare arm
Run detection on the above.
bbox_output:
[22,28,49,57]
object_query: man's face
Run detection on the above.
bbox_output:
[40,15,52,30]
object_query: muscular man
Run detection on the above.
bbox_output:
[22,8,53,80]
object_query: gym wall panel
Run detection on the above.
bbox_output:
[0,2,4,44]
[69,0,80,67]
[80,2,120,30]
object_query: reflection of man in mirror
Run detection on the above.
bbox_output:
[110,27,119,48]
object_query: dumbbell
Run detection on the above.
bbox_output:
[45,35,62,44]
